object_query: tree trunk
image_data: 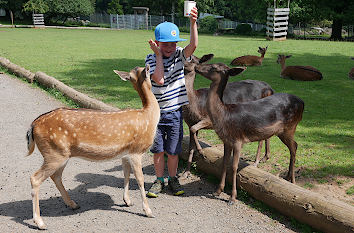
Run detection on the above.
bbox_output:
[180,137,354,233]
[10,10,14,28]
[331,18,343,40]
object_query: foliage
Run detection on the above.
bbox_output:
[46,0,95,21]
[198,16,218,33]
[23,0,49,13]
[235,23,252,35]
[107,0,123,14]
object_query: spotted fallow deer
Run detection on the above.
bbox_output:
[349,57,354,80]
[230,46,268,66]
[195,62,304,205]
[277,54,323,81]
[182,55,274,177]
[26,65,159,229]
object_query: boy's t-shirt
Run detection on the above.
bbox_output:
[145,46,189,113]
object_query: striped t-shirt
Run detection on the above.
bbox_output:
[145,46,189,113]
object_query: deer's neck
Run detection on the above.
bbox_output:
[281,60,286,71]
[184,72,198,102]
[207,78,227,120]
[138,84,160,116]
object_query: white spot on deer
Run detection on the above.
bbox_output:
[49,128,52,131]
[64,130,68,135]
[53,133,57,138]
[73,133,77,138]
[50,135,53,139]
[58,127,62,131]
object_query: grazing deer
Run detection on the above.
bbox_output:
[26,65,159,229]
[277,54,323,81]
[349,57,354,80]
[195,63,304,205]
[230,46,268,66]
[182,55,274,176]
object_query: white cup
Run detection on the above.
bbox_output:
[184,1,196,17]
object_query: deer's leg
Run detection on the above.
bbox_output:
[229,141,242,205]
[253,140,263,167]
[183,130,197,178]
[130,154,154,218]
[31,157,66,230]
[190,119,211,152]
[261,138,271,162]
[50,159,79,210]
[214,144,232,196]
[122,156,132,206]
[278,132,297,183]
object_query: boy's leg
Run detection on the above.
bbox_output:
[167,153,178,177]
[147,125,165,198]
[154,152,165,178]
[165,108,184,195]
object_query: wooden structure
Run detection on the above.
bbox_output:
[266,0,290,41]
[32,13,45,28]
[132,7,149,30]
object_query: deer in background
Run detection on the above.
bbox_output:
[182,55,274,177]
[26,65,159,229]
[195,62,304,205]
[230,46,268,66]
[277,54,323,81]
[349,57,354,80]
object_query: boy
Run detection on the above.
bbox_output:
[145,7,198,197]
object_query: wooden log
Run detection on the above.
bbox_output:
[180,137,354,233]
[34,71,118,111]
[0,57,35,82]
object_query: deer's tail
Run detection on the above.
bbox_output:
[26,125,35,156]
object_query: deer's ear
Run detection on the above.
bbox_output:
[199,54,214,64]
[229,67,246,76]
[286,55,292,59]
[113,70,130,81]
[145,64,150,78]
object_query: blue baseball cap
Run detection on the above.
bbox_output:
[155,22,187,42]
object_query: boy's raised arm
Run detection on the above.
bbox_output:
[184,7,198,58]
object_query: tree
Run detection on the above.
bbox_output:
[46,0,95,22]
[0,0,26,25]
[107,0,123,14]
[23,0,49,14]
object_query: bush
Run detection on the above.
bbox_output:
[235,23,252,35]
[199,16,218,34]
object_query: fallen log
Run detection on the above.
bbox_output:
[34,71,118,111]
[180,137,354,233]
[0,57,35,82]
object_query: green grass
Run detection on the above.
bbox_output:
[0,28,353,182]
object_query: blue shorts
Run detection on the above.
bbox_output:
[150,108,183,155]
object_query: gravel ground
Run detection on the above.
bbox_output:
[0,73,298,232]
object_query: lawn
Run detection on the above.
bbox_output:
[0,28,353,191]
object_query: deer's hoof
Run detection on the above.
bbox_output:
[34,218,47,230]
[70,201,80,210]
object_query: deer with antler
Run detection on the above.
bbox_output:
[26,65,159,229]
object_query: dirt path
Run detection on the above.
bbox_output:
[0,74,299,232]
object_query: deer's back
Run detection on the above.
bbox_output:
[223,80,274,104]
[32,108,158,160]
[213,93,304,144]
[231,55,262,66]
[349,68,354,80]
[282,66,323,81]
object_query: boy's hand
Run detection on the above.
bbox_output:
[189,7,198,23]
[149,39,161,56]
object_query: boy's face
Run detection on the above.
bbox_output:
[156,41,177,58]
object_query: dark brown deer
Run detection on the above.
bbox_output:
[349,57,354,80]
[195,62,304,205]
[182,55,274,176]
[230,46,268,66]
[26,66,159,229]
[277,54,323,81]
